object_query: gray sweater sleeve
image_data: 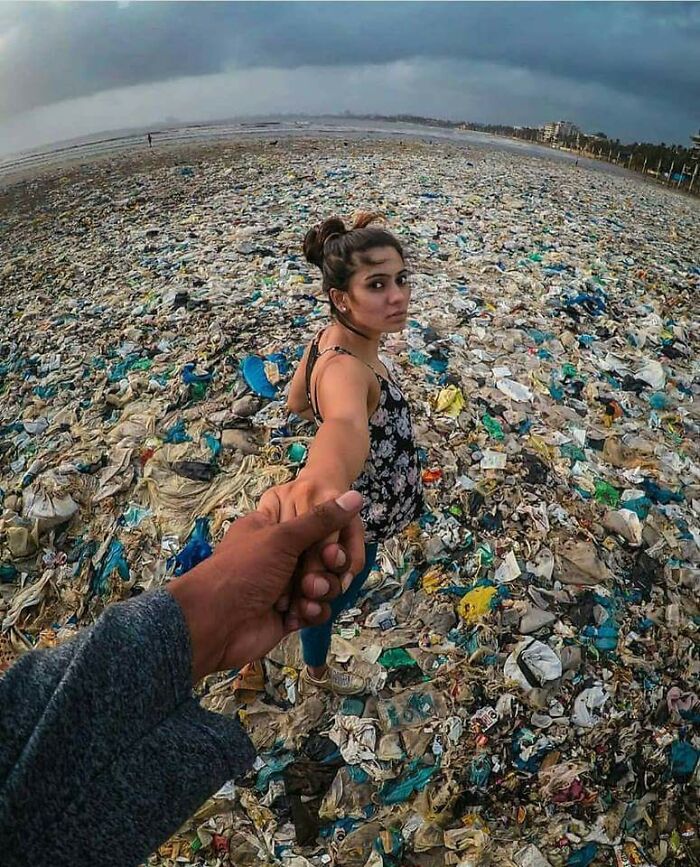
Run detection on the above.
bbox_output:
[0,589,256,867]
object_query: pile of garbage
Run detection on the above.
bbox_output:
[1,137,699,866]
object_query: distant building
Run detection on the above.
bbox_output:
[541,120,580,142]
[692,129,700,159]
[558,121,580,138]
[541,122,557,142]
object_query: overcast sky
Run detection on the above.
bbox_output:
[1,1,698,156]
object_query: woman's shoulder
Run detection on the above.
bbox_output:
[315,350,381,416]
[314,344,375,387]
[316,323,346,352]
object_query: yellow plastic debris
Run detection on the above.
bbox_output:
[435,385,465,418]
[457,584,498,624]
[421,565,449,594]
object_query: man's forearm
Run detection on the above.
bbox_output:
[168,557,233,682]
[0,590,256,867]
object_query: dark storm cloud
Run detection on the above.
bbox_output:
[1,3,237,115]
[0,2,697,144]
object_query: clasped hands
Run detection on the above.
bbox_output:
[167,480,364,681]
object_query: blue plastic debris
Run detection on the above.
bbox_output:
[319,818,361,840]
[163,418,191,444]
[0,563,19,582]
[256,752,295,793]
[563,291,606,317]
[108,354,140,382]
[377,759,439,804]
[641,479,684,505]
[428,356,448,374]
[121,504,152,528]
[169,517,212,576]
[373,828,404,864]
[527,328,554,345]
[181,362,213,385]
[241,355,278,398]
[648,391,669,410]
[469,753,492,788]
[582,621,619,652]
[265,352,290,375]
[567,842,599,867]
[669,740,699,782]
[91,539,129,596]
[621,496,652,520]
[203,432,221,458]
[512,728,551,772]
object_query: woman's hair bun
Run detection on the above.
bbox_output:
[351,211,384,230]
[303,217,347,267]
[303,213,385,268]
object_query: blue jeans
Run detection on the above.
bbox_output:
[300,543,378,668]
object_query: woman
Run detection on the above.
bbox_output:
[260,212,423,694]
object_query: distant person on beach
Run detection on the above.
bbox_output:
[147,132,152,148]
[258,212,424,695]
[0,491,365,867]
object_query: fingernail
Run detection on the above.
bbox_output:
[334,548,347,569]
[313,577,330,596]
[341,571,353,593]
[286,616,300,631]
[306,601,322,617]
[335,491,362,511]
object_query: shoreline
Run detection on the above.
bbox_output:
[0,118,650,193]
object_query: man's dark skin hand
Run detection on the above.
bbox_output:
[167,490,364,681]
[258,482,366,621]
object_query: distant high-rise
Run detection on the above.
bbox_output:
[541,120,580,142]
[691,129,700,158]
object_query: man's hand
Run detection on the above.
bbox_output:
[167,490,363,681]
[258,476,366,614]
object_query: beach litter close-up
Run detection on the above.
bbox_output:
[1,132,699,866]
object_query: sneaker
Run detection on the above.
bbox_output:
[301,665,366,696]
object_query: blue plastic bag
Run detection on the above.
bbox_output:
[181,363,213,385]
[642,479,684,505]
[669,740,699,781]
[203,432,221,458]
[108,354,140,382]
[163,418,191,444]
[469,753,492,788]
[169,517,212,576]
[256,751,295,793]
[91,539,129,596]
[377,759,438,804]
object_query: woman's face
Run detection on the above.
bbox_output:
[335,246,411,335]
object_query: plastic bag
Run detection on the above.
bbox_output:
[504,639,562,689]
[169,517,213,575]
[91,539,129,595]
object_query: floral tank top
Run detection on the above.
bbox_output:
[304,330,423,543]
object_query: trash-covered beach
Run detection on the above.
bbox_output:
[1,136,699,866]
